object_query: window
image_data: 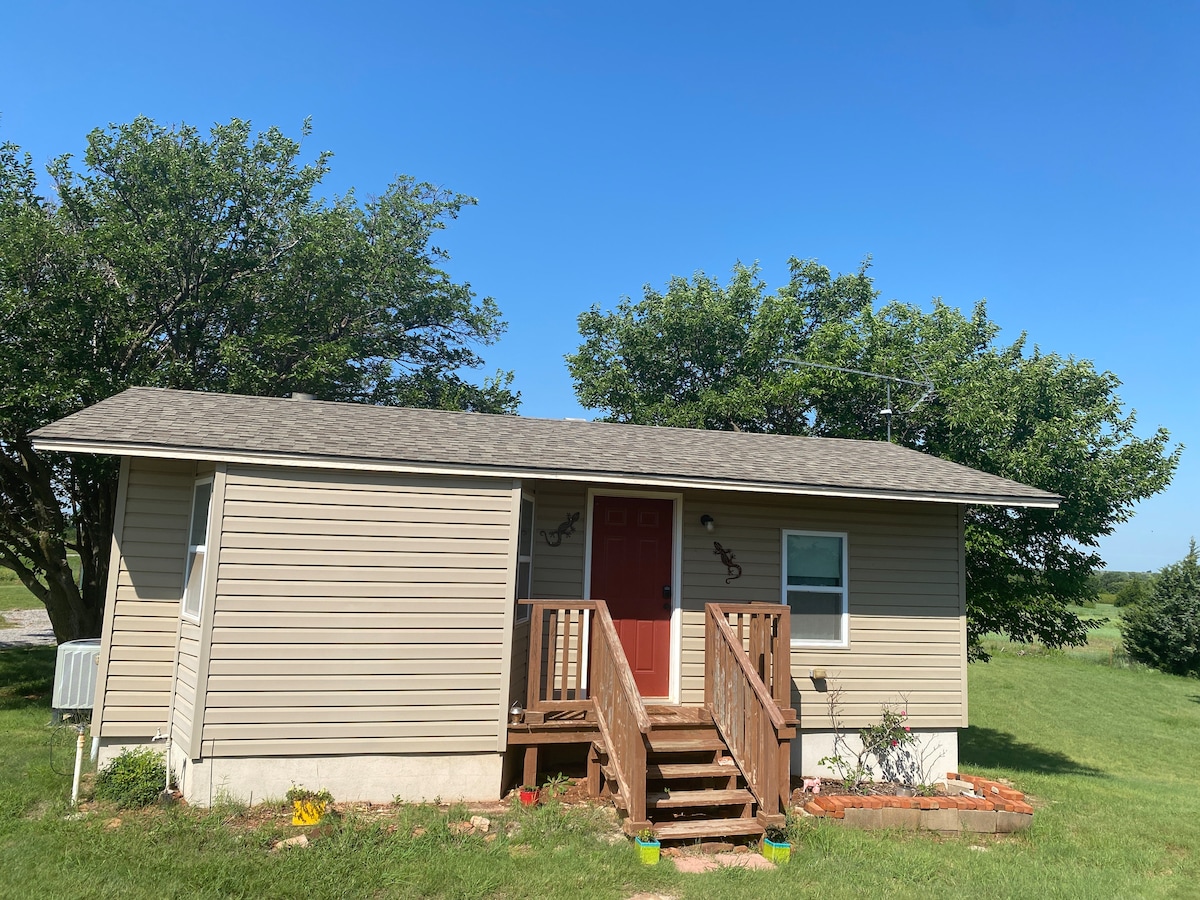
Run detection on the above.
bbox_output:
[782,530,848,647]
[181,478,213,622]
[514,495,534,622]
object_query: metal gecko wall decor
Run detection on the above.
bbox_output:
[541,511,580,547]
[713,542,743,583]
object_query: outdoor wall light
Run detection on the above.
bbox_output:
[700,514,715,532]
[509,700,524,724]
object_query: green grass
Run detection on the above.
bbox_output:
[0,555,81,611]
[0,557,79,626]
[3,629,1199,898]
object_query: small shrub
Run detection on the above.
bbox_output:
[1120,540,1200,678]
[94,747,167,808]
[285,784,333,805]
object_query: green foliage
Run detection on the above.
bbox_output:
[818,690,919,791]
[1114,575,1154,607]
[1120,540,1200,677]
[93,747,167,808]
[285,784,333,805]
[0,118,515,642]
[541,772,572,798]
[568,259,1179,657]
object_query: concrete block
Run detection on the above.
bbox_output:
[879,807,923,830]
[959,810,998,833]
[919,809,961,832]
[944,778,974,796]
[996,811,1033,833]
[841,808,883,829]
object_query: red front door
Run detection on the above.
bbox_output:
[590,495,673,697]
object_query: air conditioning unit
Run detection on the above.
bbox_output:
[52,638,101,712]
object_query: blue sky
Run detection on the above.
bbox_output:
[2,1,1195,571]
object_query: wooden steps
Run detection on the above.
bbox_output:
[647,762,737,780]
[594,710,764,842]
[645,737,726,753]
[652,817,765,840]
[648,788,754,809]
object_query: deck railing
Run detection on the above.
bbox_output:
[718,603,792,707]
[523,600,596,714]
[705,603,796,824]
[591,600,651,830]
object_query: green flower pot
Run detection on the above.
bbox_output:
[763,838,791,864]
[636,837,661,865]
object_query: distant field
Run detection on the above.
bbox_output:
[981,602,1128,666]
[0,557,80,626]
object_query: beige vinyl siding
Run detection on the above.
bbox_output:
[528,483,587,601]
[519,483,588,701]
[677,490,966,727]
[201,465,516,757]
[518,483,966,729]
[96,458,195,739]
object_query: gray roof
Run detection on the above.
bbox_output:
[31,387,1060,507]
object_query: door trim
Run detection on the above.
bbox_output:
[583,487,683,705]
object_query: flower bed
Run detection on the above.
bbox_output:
[797,772,1033,834]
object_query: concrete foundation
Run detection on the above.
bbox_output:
[792,728,959,784]
[98,739,505,807]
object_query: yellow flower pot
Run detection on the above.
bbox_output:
[292,799,327,826]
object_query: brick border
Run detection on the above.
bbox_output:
[798,772,1032,834]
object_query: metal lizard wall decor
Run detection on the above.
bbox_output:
[713,542,743,583]
[540,511,580,547]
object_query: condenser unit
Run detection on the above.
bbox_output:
[52,638,101,712]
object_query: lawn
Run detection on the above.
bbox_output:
[0,558,77,627]
[2,631,1199,898]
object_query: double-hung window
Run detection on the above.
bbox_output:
[514,495,534,623]
[181,478,213,622]
[782,530,848,647]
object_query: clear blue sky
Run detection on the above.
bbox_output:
[2,1,1195,571]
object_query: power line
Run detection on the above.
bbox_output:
[783,358,936,441]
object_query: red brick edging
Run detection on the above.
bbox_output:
[799,772,1033,833]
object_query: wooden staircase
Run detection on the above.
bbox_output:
[519,599,796,842]
[597,708,766,840]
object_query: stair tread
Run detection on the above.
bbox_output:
[647,738,726,752]
[648,762,738,779]
[648,789,754,808]
[653,817,764,840]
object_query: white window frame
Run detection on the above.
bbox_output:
[781,529,849,648]
[181,476,214,623]
[514,493,535,623]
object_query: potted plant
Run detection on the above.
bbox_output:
[634,827,660,865]
[518,784,540,807]
[286,785,333,826]
[762,823,791,864]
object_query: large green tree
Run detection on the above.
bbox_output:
[1,118,515,642]
[567,259,1179,657]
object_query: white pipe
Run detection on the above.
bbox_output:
[71,727,85,806]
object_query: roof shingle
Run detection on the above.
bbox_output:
[31,388,1060,507]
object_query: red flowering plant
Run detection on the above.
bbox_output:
[818,691,921,793]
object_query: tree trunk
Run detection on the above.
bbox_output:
[0,436,116,643]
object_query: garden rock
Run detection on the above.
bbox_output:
[271,834,309,851]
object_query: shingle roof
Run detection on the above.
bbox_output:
[31,387,1060,507]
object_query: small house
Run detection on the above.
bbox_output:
[33,387,1058,838]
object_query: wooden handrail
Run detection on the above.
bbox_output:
[705,603,795,823]
[590,599,651,828]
